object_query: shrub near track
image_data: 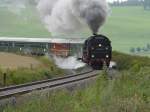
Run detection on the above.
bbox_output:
[112,51,150,70]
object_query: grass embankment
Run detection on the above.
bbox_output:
[3,52,150,112]
[0,56,64,87]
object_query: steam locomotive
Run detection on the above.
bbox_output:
[82,34,112,70]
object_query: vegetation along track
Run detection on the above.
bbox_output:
[0,70,99,100]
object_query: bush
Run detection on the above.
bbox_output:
[112,51,150,70]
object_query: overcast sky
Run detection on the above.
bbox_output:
[107,0,128,3]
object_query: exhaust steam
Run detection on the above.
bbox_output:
[53,56,85,69]
[37,0,109,35]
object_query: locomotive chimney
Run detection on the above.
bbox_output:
[93,33,97,36]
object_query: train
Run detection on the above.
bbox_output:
[82,34,112,70]
[51,43,70,57]
[0,36,112,70]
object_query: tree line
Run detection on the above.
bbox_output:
[130,43,150,53]
[110,0,150,10]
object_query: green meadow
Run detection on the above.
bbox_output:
[0,6,150,54]
[101,6,150,54]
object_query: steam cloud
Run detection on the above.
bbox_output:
[37,0,109,35]
[53,56,85,69]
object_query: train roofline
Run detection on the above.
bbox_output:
[0,37,86,44]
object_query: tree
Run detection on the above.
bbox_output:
[130,47,135,53]
[146,43,150,50]
[136,47,141,52]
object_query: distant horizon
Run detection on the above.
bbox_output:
[107,0,128,3]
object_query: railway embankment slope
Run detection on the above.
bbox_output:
[3,52,150,112]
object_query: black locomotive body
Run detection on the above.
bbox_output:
[82,34,112,70]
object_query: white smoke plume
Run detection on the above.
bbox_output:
[37,0,109,35]
[53,56,85,69]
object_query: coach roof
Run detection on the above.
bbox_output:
[0,37,85,44]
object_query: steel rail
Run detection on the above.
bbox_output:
[0,70,99,100]
[0,70,92,92]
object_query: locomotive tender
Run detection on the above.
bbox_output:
[82,34,112,70]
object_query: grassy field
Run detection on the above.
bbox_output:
[0,6,50,37]
[0,53,64,87]
[0,6,150,54]
[101,6,150,54]
[0,52,41,69]
[3,52,150,112]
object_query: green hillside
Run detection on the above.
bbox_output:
[101,6,150,54]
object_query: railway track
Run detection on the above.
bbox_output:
[0,70,100,100]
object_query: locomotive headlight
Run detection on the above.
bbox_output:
[98,44,102,47]
[106,55,109,58]
[92,47,94,50]
[106,47,108,50]
[91,55,95,58]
